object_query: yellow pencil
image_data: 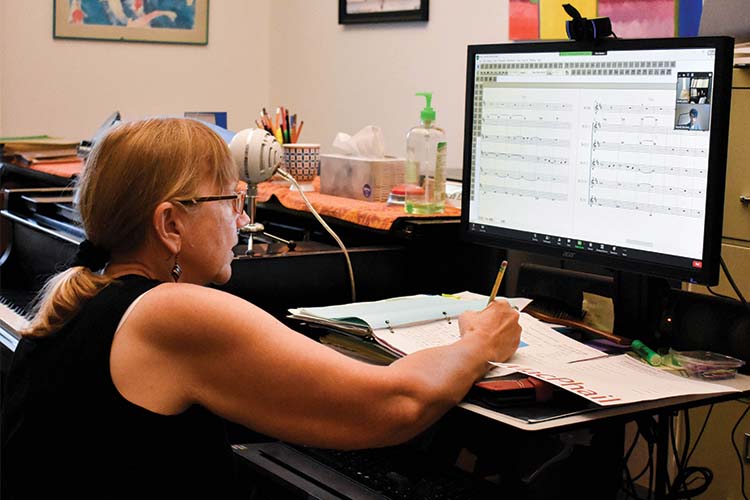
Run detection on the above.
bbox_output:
[487,260,508,305]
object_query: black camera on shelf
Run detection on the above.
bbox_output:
[563,3,614,41]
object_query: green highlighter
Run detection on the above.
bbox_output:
[631,340,662,366]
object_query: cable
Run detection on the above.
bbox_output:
[621,428,647,500]
[629,417,657,497]
[667,408,714,499]
[706,286,736,301]
[685,404,713,466]
[720,256,749,308]
[731,403,750,500]
[278,169,357,302]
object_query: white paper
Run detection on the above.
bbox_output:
[372,312,604,364]
[495,353,740,406]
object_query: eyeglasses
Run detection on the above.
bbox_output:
[174,190,247,214]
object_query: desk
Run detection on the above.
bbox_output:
[463,375,750,499]
[234,347,750,499]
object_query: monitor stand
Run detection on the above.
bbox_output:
[514,259,673,347]
[612,271,671,347]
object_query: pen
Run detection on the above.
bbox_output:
[631,339,662,366]
[487,260,508,305]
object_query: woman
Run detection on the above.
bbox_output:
[1,118,521,498]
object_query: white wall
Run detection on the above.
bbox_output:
[1,1,509,176]
[0,0,272,139]
[269,0,509,176]
[0,0,5,134]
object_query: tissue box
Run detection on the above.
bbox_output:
[320,154,404,202]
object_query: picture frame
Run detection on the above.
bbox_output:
[53,0,209,45]
[339,0,428,25]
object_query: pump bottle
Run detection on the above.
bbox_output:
[404,92,446,214]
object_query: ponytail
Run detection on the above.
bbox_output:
[22,267,114,338]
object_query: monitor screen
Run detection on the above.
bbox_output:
[461,37,734,285]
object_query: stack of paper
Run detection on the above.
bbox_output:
[290,294,530,358]
[1,135,83,178]
[291,293,741,408]
[735,42,750,66]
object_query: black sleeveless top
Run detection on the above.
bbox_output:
[1,275,240,499]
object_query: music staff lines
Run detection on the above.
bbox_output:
[480,168,569,184]
[480,185,568,201]
[593,122,670,135]
[594,102,674,115]
[591,159,705,177]
[592,140,707,157]
[482,150,568,165]
[482,118,571,129]
[589,196,703,218]
[590,178,703,197]
[483,134,570,148]
[483,101,572,112]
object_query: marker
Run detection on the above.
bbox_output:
[631,339,662,366]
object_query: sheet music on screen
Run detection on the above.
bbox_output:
[466,46,719,270]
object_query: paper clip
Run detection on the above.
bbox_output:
[442,312,452,324]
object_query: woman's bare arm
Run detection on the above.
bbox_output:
[111,284,521,449]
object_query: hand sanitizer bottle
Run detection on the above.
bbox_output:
[404,92,446,214]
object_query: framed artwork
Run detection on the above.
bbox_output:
[53,0,209,45]
[339,0,428,25]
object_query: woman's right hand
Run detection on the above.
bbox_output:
[458,300,522,363]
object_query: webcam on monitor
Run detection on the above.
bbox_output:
[563,3,614,41]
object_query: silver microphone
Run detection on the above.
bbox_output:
[229,128,283,185]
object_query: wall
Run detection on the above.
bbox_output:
[1,2,508,176]
[0,1,272,140]
[268,0,509,177]
[0,0,5,134]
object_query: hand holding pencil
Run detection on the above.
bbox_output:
[458,288,521,364]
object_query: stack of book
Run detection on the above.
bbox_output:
[0,135,82,178]
[735,42,750,67]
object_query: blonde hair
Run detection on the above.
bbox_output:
[24,118,237,338]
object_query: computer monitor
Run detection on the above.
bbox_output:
[460,37,734,339]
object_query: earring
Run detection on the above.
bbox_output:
[170,259,182,282]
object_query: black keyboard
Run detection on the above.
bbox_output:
[238,443,502,500]
[288,443,501,500]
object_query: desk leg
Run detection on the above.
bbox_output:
[654,412,672,500]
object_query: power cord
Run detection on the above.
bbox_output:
[277,169,357,302]
[621,427,648,499]
[668,408,714,499]
[731,403,750,500]
[707,286,737,301]
[620,417,658,500]
[706,256,750,309]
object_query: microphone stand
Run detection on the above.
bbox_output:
[239,182,295,255]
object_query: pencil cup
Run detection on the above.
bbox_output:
[282,143,320,184]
